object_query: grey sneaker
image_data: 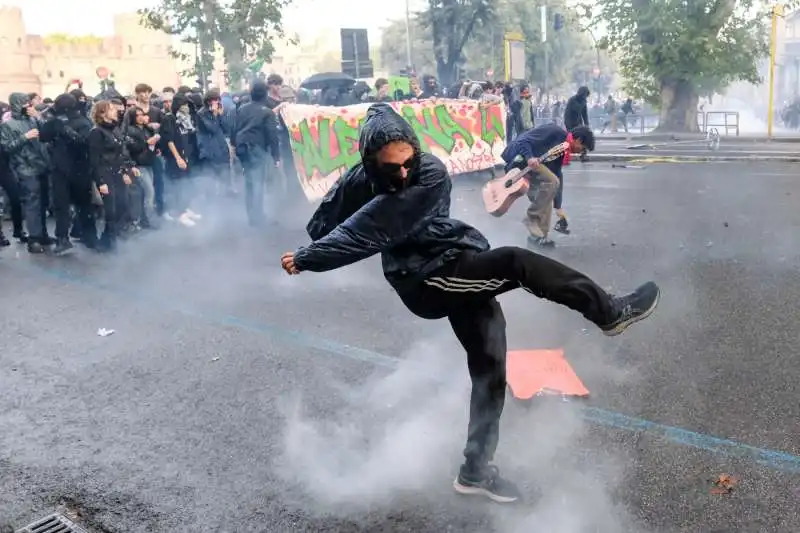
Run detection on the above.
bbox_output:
[453,464,521,503]
[600,281,660,336]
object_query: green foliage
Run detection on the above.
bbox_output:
[422,0,495,86]
[138,0,291,87]
[43,33,104,46]
[380,0,610,95]
[596,0,771,105]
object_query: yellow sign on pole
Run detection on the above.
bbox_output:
[767,3,784,138]
[503,32,526,82]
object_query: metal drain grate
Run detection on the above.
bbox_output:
[15,513,88,533]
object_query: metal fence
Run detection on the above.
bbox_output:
[535,110,739,136]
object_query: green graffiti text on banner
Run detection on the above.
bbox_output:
[281,99,508,200]
[398,103,475,153]
[480,105,505,145]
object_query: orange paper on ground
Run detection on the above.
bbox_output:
[506,349,590,399]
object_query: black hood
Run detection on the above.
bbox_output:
[172,93,190,112]
[359,103,421,194]
[8,92,30,118]
[53,93,77,116]
[576,86,590,101]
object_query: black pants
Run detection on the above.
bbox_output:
[52,171,93,239]
[100,176,129,245]
[0,170,23,236]
[554,170,564,211]
[241,147,271,225]
[400,247,613,468]
[153,156,165,216]
[18,172,50,241]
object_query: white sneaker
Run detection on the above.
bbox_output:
[163,213,175,222]
[178,213,196,227]
[185,209,202,220]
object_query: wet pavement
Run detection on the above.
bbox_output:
[1,162,799,533]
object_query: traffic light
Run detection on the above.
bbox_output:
[554,13,564,31]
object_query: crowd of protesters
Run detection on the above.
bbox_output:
[0,67,641,257]
[0,74,288,256]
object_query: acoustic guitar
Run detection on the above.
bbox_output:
[482,142,570,217]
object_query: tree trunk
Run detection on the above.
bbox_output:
[222,41,246,91]
[436,59,458,88]
[655,79,700,133]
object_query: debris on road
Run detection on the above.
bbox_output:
[711,473,738,495]
[724,222,729,227]
[96,328,115,337]
[211,357,220,362]
[611,164,646,169]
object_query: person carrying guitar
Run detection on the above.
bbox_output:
[501,123,594,248]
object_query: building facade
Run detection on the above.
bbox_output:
[0,6,194,99]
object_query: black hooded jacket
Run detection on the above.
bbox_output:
[563,86,590,130]
[231,81,281,161]
[0,92,50,177]
[87,120,133,186]
[39,93,93,176]
[292,103,489,292]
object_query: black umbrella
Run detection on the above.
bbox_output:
[300,72,356,91]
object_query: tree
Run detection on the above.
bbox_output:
[422,0,495,86]
[596,0,773,132]
[139,0,291,90]
[379,17,437,76]
[380,0,606,97]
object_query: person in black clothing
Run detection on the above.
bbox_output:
[564,86,592,163]
[231,80,281,226]
[125,106,160,228]
[161,92,201,227]
[279,104,660,503]
[195,90,233,197]
[39,93,95,253]
[0,106,26,246]
[0,92,52,253]
[87,100,138,251]
[563,86,590,131]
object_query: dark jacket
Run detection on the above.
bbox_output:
[231,98,281,162]
[161,94,198,174]
[563,86,590,130]
[195,107,230,164]
[0,92,50,177]
[501,123,568,178]
[87,121,133,186]
[38,93,93,176]
[125,113,157,168]
[292,103,489,293]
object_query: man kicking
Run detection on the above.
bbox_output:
[501,123,594,247]
[280,104,660,504]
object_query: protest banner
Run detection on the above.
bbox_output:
[278,99,507,201]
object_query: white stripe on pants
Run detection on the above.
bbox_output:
[423,276,511,293]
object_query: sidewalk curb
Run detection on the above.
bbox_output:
[599,135,800,143]
[590,154,800,163]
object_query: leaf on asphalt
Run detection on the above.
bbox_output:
[710,473,738,494]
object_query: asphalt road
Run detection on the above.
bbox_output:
[2,162,800,533]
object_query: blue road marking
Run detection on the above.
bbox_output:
[18,261,800,474]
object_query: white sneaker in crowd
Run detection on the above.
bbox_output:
[178,212,196,227]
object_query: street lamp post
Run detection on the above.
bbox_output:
[405,0,413,69]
